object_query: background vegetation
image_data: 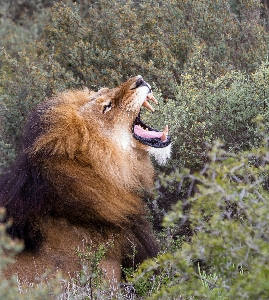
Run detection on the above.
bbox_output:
[1,0,269,298]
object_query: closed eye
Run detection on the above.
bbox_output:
[103,101,112,114]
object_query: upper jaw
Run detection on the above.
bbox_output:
[142,92,158,112]
[130,76,157,112]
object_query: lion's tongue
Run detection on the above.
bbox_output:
[134,125,163,139]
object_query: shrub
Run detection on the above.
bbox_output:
[142,59,269,227]
[132,126,269,299]
[37,0,269,94]
[0,49,77,153]
[0,0,51,58]
[36,0,190,95]
[143,58,269,172]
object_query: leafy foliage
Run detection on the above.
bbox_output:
[133,128,269,299]
[60,241,122,299]
[143,59,269,172]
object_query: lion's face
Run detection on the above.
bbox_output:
[80,75,171,164]
[28,76,171,190]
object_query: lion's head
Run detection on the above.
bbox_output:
[81,75,171,163]
[27,75,171,191]
[80,75,171,154]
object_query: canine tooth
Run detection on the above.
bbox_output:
[147,93,158,104]
[161,125,169,141]
[161,133,167,141]
[164,125,168,135]
[143,100,154,112]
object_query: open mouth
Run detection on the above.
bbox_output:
[130,77,172,148]
[132,113,171,148]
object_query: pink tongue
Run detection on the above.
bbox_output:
[134,125,163,139]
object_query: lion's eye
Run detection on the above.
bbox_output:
[103,101,112,114]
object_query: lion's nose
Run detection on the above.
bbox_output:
[133,76,152,92]
[129,76,152,92]
[136,77,145,88]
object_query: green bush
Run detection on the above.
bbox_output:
[36,0,190,94]
[132,126,269,299]
[37,0,269,94]
[142,58,269,229]
[0,0,51,57]
[143,58,269,172]
[0,49,77,151]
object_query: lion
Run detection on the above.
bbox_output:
[0,75,171,284]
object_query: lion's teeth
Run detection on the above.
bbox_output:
[142,100,154,112]
[164,125,168,134]
[147,93,158,104]
[161,133,166,141]
[161,125,169,141]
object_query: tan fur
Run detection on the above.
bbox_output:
[1,76,163,284]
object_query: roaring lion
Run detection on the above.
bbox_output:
[0,75,171,283]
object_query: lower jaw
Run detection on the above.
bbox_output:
[132,115,171,148]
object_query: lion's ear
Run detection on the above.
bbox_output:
[30,105,90,159]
